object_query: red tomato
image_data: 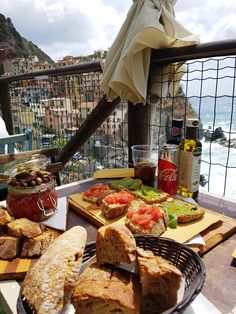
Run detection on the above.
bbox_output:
[83,190,91,197]
[105,191,134,205]
[90,183,104,191]
[150,205,162,220]
[138,205,147,215]
[130,213,140,224]
[136,214,152,228]
[127,208,134,219]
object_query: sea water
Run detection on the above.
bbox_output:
[190,96,236,200]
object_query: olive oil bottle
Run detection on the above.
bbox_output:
[178,119,202,201]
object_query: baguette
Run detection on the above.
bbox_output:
[22,226,87,314]
[137,250,182,314]
[72,264,141,314]
[96,224,136,265]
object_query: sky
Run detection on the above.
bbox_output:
[0,0,236,62]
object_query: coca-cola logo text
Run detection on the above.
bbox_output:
[158,168,177,182]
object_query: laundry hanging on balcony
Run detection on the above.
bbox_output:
[101,0,199,105]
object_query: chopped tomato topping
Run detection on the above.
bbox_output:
[130,213,140,224]
[83,183,110,199]
[127,207,135,219]
[126,201,163,230]
[136,214,152,227]
[150,204,163,220]
[138,205,147,215]
[105,191,134,205]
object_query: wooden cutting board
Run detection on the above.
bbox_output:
[0,228,61,280]
[68,192,226,245]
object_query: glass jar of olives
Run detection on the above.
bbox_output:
[5,155,58,222]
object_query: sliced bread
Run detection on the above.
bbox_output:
[101,190,135,219]
[7,218,43,238]
[72,264,141,314]
[160,199,205,223]
[0,235,20,260]
[125,200,169,236]
[96,224,136,265]
[137,250,182,314]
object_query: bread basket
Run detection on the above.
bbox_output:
[17,235,205,314]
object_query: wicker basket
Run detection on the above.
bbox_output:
[17,236,205,314]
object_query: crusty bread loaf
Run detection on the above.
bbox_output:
[0,235,20,260]
[72,264,141,314]
[137,251,182,314]
[0,207,12,226]
[21,230,54,258]
[22,226,87,314]
[7,218,43,238]
[96,224,136,265]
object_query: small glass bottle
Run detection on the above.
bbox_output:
[178,119,202,201]
[167,119,184,145]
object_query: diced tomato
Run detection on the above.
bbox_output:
[130,213,140,224]
[149,205,162,220]
[136,214,152,228]
[105,194,116,204]
[83,190,91,197]
[127,208,134,219]
[138,205,147,215]
[90,183,104,191]
[105,191,134,205]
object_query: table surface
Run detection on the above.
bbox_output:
[56,178,236,314]
[1,178,235,314]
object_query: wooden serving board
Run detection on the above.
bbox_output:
[68,193,233,251]
[189,216,236,256]
[0,228,61,280]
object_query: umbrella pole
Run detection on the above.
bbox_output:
[128,101,151,166]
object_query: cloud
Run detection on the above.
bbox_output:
[174,0,236,42]
[0,0,130,61]
[0,0,235,61]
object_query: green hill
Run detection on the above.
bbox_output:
[0,13,54,64]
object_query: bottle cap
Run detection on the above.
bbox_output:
[172,119,183,128]
[186,118,199,128]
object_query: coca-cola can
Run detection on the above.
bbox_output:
[157,144,179,195]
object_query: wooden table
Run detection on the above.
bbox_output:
[1,178,235,314]
[57,178,236,314]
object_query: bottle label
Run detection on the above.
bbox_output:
[179,149,202,192]
[171,127,182,137]
[157,159,178,195]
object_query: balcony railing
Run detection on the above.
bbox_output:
[0,39,236,203]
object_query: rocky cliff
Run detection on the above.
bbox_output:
[0,13,54,64]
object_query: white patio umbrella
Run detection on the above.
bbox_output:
[101,0,199,105]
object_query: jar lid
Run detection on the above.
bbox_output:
[3,154,48,179]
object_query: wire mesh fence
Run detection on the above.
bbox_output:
[1,55,236,199]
